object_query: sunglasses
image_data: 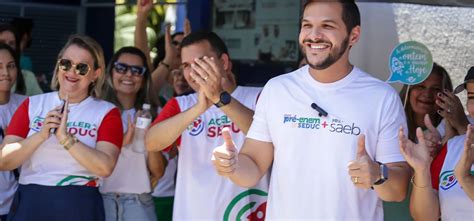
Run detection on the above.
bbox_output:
[57,58,91,76]
[113,62,146,77]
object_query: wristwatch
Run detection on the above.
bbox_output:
[373,161,388,185]
[214,91,231,108]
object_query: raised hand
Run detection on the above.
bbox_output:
[38,102,65,140]
[399,127,432,172]
[137,0,153,19]
[123,113,137,146]
[212,128,238,177]
[184,18,191,37]
[163,24,181,70]
[55,99,70,142]
[436,90,469,134]
[455,125,474,185]
[190,56,225,104]
[195,89,212,114]
[348,134,380,189]
[423,114,442,157]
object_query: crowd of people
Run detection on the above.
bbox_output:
[0,0,472,221]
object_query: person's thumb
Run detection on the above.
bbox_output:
[356,134,368,159]
[424,114,438,133]
[222,127,236,152]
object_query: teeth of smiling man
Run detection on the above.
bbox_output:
[309,44,329,49]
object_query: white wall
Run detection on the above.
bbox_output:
[351,2,402,90]
[350,2,474,97]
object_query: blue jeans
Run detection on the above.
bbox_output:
[102,193,156,221]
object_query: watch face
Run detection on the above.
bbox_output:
[382,164,389,180]
[374,162,388,185]
[220,92,231,105]
[215,91,232,108]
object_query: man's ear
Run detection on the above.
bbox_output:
[348,26,361,47]
[220,53,232,72]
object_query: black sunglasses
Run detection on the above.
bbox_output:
[113,62,146,77]
[57,58,91,76]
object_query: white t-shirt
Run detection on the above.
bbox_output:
[247,66,407,220]
[7,92,123,187]
[0,93,26,143]
[154,86,269,220]
[0,93,26,215]
[431,135,474,221]
[152,152,177,197]
[100,108,152,194]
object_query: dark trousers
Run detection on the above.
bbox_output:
[7,184,105,221]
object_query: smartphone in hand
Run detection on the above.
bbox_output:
[50,100,65,135]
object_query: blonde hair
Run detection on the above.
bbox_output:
[50,34,105,98]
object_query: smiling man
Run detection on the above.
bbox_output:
[212,0,411,220]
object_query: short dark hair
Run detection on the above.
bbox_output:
[11,17,34,49]
[0,23,20,51]
[302,0,360,34]
[180,31,229,58]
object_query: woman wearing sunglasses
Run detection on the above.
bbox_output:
[100,47,165,221]
[0,43,26,221]
[0,35,123,221]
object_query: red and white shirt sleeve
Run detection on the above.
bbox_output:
[97,108,123,149]
[6,98,30,138]
[151,97,182,151]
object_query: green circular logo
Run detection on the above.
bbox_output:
[224,189,268,221]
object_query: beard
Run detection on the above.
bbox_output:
[301,36,350,70]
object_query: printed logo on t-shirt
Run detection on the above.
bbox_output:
[439,170,457,190]
[224,189,267,221]
[187,116,205,136]
[30,116,98,138]
[66,121,97,138]
[31,116,45,131]
[56,175,99,187]
[207,115,240,138]
[282,114,360,136]
[187,115,242,138]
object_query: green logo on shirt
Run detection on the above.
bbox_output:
[224,189,267,221]
[57,175,99,187]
